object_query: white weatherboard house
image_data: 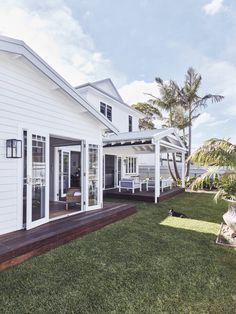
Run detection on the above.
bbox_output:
[0,36,118,235]
[0,36,186,236]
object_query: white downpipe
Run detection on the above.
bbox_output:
[155,141,160,203]
[181,152,185,188]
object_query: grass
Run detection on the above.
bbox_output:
[0,192,236,314]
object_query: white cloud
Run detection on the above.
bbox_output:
[192,112,214,129]
[0,0,125,86]
[203,0,225,15]
[119,80,160,105]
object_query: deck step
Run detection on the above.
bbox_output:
[0,203,136,271]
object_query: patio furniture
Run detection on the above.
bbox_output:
[118,178,142,193]
[146,178,172,192]
[66,188,81,210]
[161,178,172,192]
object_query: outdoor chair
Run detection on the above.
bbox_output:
[118,178,142,193]
[146,178,173,192]
[66,188,81,210]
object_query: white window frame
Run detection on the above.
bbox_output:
[100,102,112,122]
[125,157,138,175]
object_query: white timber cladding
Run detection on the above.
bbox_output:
[78,87,140,133]
[0,51,104,235]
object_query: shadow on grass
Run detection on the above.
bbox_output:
[130,192,228,225]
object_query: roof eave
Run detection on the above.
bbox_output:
[0,35,119,134]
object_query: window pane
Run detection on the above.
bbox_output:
[107,105,112,121]
[100,102,106,116]
[129,115,133,132]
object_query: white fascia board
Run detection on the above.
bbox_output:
[153,128,187,150]
[172,129,186,149]
[153,128,175,141]
[77,84,144,119]
[0,35,119,134]
[160,140,187,152]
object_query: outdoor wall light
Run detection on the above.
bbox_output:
[6,139,22,158]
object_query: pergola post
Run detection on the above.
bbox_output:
[181,152,185,188]
[155,141,160,203]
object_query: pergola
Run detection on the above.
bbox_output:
[103,128,187,203]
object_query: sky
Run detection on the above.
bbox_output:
[0,0,235,149]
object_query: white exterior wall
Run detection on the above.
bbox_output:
[79,88,140,133]
[0,51,104,235]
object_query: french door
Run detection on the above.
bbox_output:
[59,150,71,198]
[26,131,49,229]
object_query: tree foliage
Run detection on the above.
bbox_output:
[189,139,236,201]
[132,102,162,130]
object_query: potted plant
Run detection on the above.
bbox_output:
[189,139,236,237]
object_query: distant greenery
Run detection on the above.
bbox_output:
[133,67,224,180]
[1,193,235,314]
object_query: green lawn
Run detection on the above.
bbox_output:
[0,193,236,314]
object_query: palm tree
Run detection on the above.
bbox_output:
[173,68,224,176]
[189,138,236,235]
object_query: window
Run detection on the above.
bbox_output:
[125,157,137,174]
[128,115,133,132]
[100,102,112,121]
[107,105,112,121]
[100,102,106,116]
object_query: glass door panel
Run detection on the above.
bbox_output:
[63,152,70,196]
[32,135,46,221]
[58,150,70,198]
[88,144,99,206]
[117,157,122,185]
[26,131,49,230]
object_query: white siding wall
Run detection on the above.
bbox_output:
[79,88,140,133]
[0,51,103,235]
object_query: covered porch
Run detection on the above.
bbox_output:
[103,128,187,203]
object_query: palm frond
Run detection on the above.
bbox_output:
[194,94,224,108]
[190,166,219,191]
[155,77,164,86]
[189,139,236,168]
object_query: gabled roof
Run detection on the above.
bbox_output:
[75,79,144,118]
[103,128,187,152]
[0,35,119,134]
[91,78,124,102]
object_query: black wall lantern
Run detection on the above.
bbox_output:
[6,139,22,158]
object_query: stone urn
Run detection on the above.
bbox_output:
[223,199,236,235]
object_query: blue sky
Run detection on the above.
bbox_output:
[0,0,235,149]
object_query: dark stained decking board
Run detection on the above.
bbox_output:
[104,187,185,202]
[0,203,136,271]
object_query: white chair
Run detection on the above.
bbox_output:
[161,178,172,192]
[119,178,142,193]
[146,178,173,192]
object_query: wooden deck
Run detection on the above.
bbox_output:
[0,202,136,271]
[104,186,185,202]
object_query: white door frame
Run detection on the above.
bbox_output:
[54,145,82,201]
[26,129,50,230]
[86,142,103,211]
